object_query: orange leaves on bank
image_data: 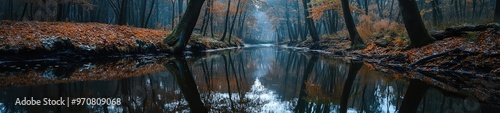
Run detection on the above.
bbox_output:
[0,20,170,49]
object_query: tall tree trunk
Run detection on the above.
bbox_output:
[220,0,232,41]
[495,0,500,22]
[389,0,395,21]
[141,0,148,27]
[301,0,320,48]
[431,0,443,26]
[397,0,436,48]
[178,0,184,18]
[210,1,215,38]
[285,0,296,41]
[163,0,206,53]
[478,0,484,18]
[228,0,242,43]
[454,0,460,21]
[473,0,477,18]
[20,3,29,21]
[118,0,128,25]
[171,0,175,29]
[341,0,366,49]
[144,0,155,28]
[201,0,210,36]
[57,3,65,21]
[8,0,13,20]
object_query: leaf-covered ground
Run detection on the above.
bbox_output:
[290,24,500,105]
[0,20,243,60]
[362,28,500,75]
[361,27,500,105]
[0,20,169,50]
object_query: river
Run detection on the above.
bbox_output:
[0,46,488,112]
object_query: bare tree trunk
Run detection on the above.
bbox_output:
[209,0,215,38]
[495,0,500,22]
[118,0,128,25]
[341,0,366,49]
[171,0,175,29]
[228,0,242,42]
[20,3,28,21]
[144,0,155,28]
[141,0,148,27]
[397,0,436,48]
[219,0,232,41]
[163,0,207,53]
[178,0,184,18]
[201,0,210,36]
[301,0,320,49]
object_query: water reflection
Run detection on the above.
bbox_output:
[0,47,495,112]
[164,55,208,112]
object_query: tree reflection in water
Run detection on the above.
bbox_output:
[0,47,493,112]
[164,55,208,113]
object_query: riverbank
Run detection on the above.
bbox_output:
[289,24,500,105]
[0,20,244,61]
[361,26,500,105]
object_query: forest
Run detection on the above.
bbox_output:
[0,0,500,112]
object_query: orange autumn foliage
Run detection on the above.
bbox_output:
[0,20,170,50]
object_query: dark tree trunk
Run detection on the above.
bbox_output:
[285,0,296,41]
[144,0,156,28]
[473,0,477,18]
[397,0,436,48]
[210,0,215,37]
[201,0,210,36]
[219,0,232,41]
[20,3,29,21]
[341,0,366,49]
[228,0,242,42]
[301,0,320,48]
[178,0,184,18]
[118,0,128,25]
[163,0,206,53]
[141,0,148,27]
[7,0,13,20]
[495,0,500,22]
[171,0,175,29]
[389,0,395,21]
[431,0,442,26]
[478,0,485,18]
[57,3,65,21]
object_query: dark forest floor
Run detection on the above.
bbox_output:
[361,32,500,105]
[295,24,500,105]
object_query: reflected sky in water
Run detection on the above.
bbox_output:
[0,46,492,112]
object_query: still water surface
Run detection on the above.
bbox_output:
[0,46,486,112]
